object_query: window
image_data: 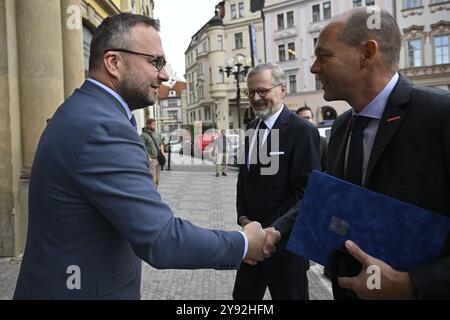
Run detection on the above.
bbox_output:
[168,110,178,121]
[238,2,244,17]
[231,4,237,19]
[353,0,362,6]
[277,14,284,30]
[198,63,203,75]
[202,42,207,52]
[219,69,225,83]
[278,44,286,62]
[287,11,294,28]
[408,39,422,67]
[288,42,296,60]
[312,5,320,22]
[366,0,375,5]
[289,75,297,93]
[168,99,178,108]
[435,35,449,65]
[323,2,331,20]
[431,0,447,3]
[218,35,223,50]
[404,0,421,9]
[235,33,243,49]
[82,25,93,77]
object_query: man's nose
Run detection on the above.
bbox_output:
[158,66,170,81]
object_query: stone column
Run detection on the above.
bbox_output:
[16,0,65,169]
[61,0,85,98]
[14,0,65,255]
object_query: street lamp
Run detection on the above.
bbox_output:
[220,55,252,129]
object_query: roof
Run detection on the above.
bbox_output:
[158,81,187,99]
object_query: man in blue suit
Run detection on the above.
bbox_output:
[14,13,270,299]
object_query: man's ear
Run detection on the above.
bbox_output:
[103,51,123,80]
[360,40,379,68]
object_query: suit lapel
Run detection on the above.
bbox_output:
[331,111,353,178]
[365,75,412,183]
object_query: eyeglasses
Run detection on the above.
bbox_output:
[243,84,283,98]
[104,49,167,71]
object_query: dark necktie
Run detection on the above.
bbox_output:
[345,115,371,186]
[130,114,137,131]
[249,121,267,176]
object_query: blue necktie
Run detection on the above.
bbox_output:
[345,115,371,186]
[130,114,137,131]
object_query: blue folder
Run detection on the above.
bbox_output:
[287,171,450,271]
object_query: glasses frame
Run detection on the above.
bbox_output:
[104,48,167,71]
[244,84,283,98]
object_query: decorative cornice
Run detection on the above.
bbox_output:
[401,5,424,17]
[429,1,450,13]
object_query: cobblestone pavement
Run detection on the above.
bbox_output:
[0,154,332,300]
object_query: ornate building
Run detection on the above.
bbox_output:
[185,0,265,131]
[0,0,154,257]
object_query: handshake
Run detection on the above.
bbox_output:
[241,221,281,265]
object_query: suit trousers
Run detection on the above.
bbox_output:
[232,250,309,300]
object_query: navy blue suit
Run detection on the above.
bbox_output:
[234,106,321,300]
[14,81,244,299]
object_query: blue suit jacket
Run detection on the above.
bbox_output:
[14,81,244,299]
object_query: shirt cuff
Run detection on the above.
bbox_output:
[238,231,248,260]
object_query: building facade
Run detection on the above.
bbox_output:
[185,0,265,131]
[0,0,154,257]
[263,0,395,121]
[397,0,450,90]
[158,80,187,134]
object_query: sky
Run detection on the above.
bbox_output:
[154,0,218,81]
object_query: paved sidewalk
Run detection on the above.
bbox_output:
[0,157,332,300]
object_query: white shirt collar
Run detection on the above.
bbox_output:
[87,78,133,120]
[259,104,284,129]
[357,73,399,119]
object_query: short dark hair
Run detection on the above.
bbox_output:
[296,106,313,116]
[147,118,156,125]
[338,7,401,69]
[89,13,160,71]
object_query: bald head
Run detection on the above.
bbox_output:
[331,7,401,70]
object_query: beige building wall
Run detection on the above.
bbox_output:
[397,0,450,90]
[0,0,154,257]
[264,0,394,120]
[185,0,265,131]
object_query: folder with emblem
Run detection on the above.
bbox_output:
[287,170,450,271]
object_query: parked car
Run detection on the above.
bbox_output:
[166,140,182,153]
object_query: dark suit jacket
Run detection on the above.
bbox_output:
[274,75,450,299]
[237,106,321,228]
[14,81,245,299]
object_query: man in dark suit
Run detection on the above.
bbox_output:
[233,63,321,300]
[272,7,450,299]
[14,13,270,300]
[296,106,328,171]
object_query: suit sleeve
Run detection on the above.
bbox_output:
[236,164,247,225]
[271,123,321,247]
[75,121,244,270]
[408,108,450,299]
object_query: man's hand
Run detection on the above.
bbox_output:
[242,222,267,265]
[262,227,281,257]
[338,240,415,299]
[242,226,281,265]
